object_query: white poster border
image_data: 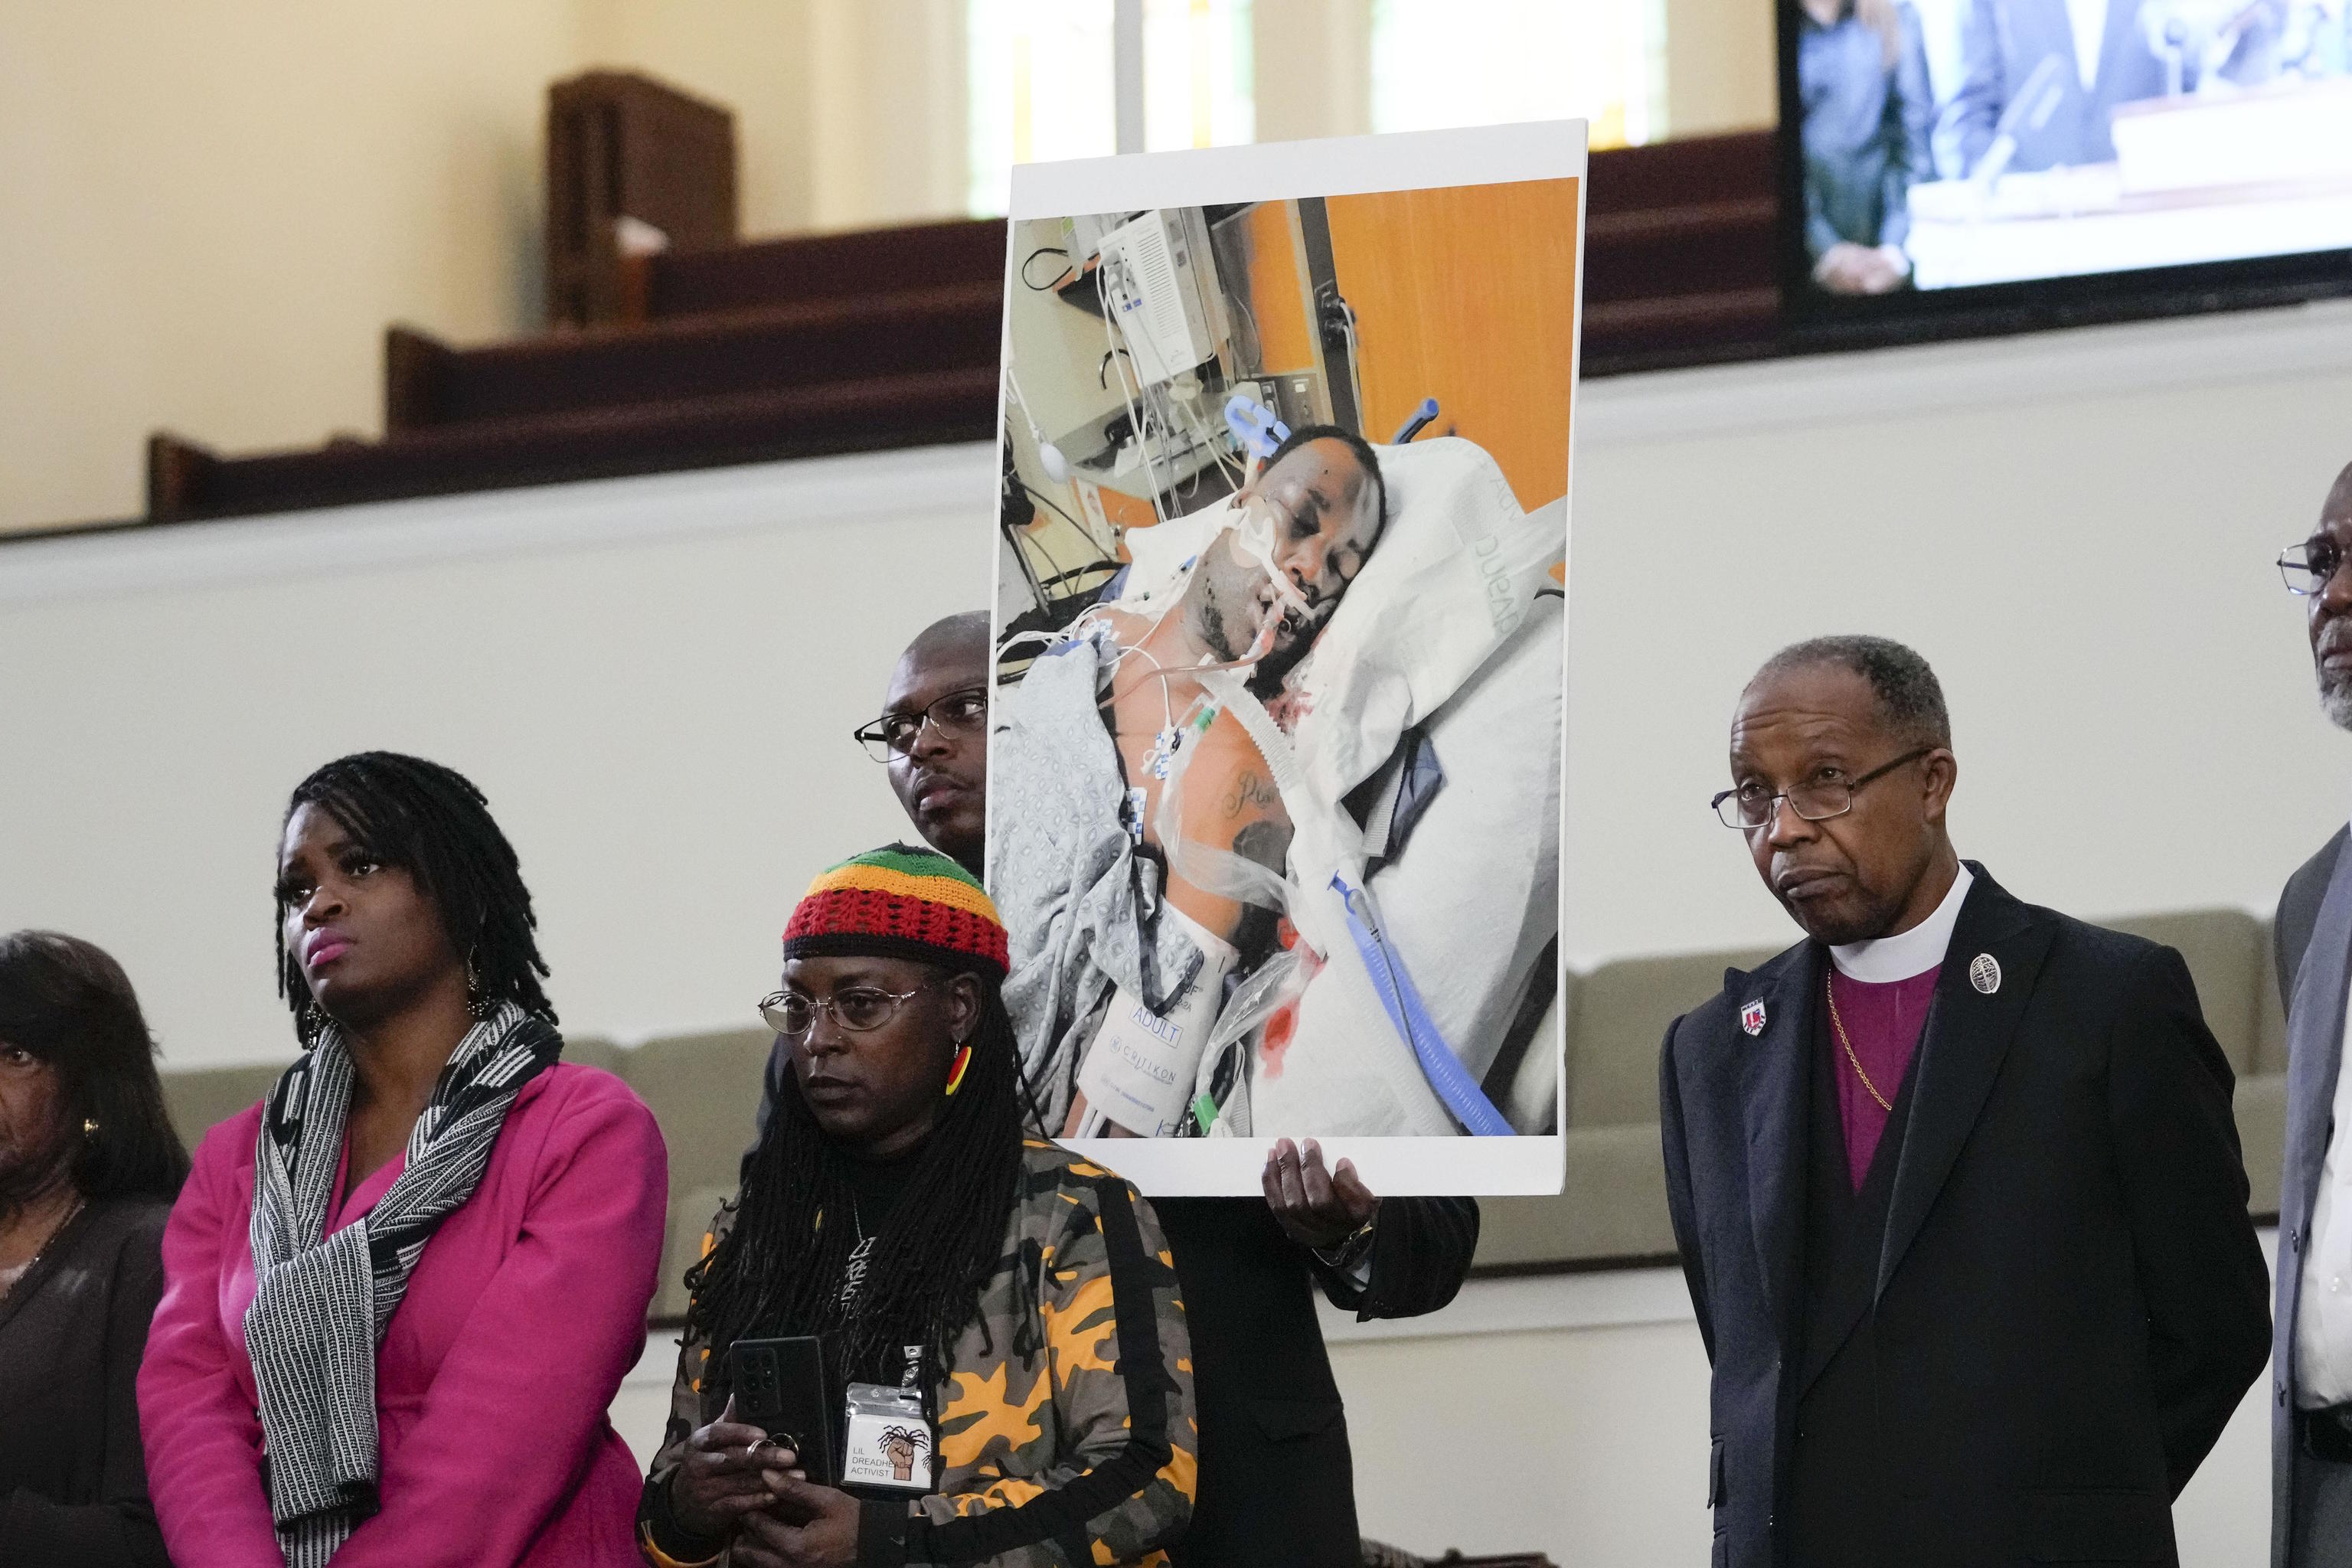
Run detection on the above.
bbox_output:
[996,121,1588,1197]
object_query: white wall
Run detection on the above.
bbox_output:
[0,446,995,1067]
[8,301,2352,1066]
[1563,296,2352,968]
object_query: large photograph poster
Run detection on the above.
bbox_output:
[985,125,1584,1195]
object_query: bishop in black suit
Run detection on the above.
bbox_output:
[1661,635,2268,1568]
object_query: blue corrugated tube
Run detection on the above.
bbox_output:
[1391,397,1440,443]
[1331,874,1514,1135]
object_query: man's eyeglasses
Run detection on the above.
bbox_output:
[759,980,935,1037]
[1711,746,1933,831]
[2281,539,2347,597]
[852,688,988,763]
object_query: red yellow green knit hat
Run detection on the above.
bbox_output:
[781,844,1008,977]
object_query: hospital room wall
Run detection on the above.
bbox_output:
[5,303,2349,1076]
[1325,179,1581,508]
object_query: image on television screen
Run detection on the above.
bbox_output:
[1792,0,2352,294]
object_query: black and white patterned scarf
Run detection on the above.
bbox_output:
[243,1001,560,1567]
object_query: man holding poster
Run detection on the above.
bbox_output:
[796,612,1479,1567]
[1660,635,2266,1567]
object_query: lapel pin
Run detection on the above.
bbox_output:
[1741,998,1768,1036]
[1969,952,2001,995]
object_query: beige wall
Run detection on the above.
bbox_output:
[1253,0,1375,142]
[570,0,969,233]
[0,0,967,536]
[574,0,819,238]
[1,3,1779,537]
[805,0,969,229]
[1665,0,1780,135]
[0,0,577,531]
[1252,0,1777,144]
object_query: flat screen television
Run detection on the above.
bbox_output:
[1778,0,2352,338]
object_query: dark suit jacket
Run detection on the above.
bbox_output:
[2272,825,2344,1005]
[1660,866,2269,1567]
[751,1038,1480,1566]
[0,1197,172,1567]
[2269,823,2350,1567]
[1941,0,2166,175]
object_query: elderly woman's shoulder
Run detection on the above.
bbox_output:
[87,1194,175,1237]
[77,1194,178,1279]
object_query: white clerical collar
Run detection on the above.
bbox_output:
[1829,864,1975,982]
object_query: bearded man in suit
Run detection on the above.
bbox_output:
[2265,459,2352,1568]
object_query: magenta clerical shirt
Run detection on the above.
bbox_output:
[1823,864,1975,1191]
[1826,965,1939,1190]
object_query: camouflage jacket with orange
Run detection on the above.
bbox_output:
[645,1141,1197,1566]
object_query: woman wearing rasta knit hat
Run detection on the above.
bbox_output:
[638,847,1196,1568]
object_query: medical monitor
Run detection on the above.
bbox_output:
[1777,0,2352,335]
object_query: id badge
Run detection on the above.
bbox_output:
[841,1382,933,1492]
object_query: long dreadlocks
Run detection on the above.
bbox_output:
[685,970,1031,1393]
[275,751,554,1037]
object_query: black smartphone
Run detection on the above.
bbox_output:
[727,1336,840,1488]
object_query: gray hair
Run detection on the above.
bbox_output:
[1752,634,1952,749]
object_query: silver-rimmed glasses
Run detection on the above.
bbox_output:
[759,979,936,1037]
[2281,538,2347,597]
[1711,746,1933,831]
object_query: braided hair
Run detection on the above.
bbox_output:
[274,751,554,1037]
[685,970,1031,1393]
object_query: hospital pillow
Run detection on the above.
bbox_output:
[1292,436,1566,805]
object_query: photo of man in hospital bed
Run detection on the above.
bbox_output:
[986,186,1575,1147]
[993,429,1562,1142]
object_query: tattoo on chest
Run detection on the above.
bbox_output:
[1220,772,1280,820]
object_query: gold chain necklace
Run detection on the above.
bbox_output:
[0,1195,86,1308]
[1824,977,1894,1113]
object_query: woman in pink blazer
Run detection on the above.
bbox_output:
[139,752,667,1567]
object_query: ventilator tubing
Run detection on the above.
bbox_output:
[1332,873,1514,1136]
[1073,906,1239,1136]
[1229,498,1312,662]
